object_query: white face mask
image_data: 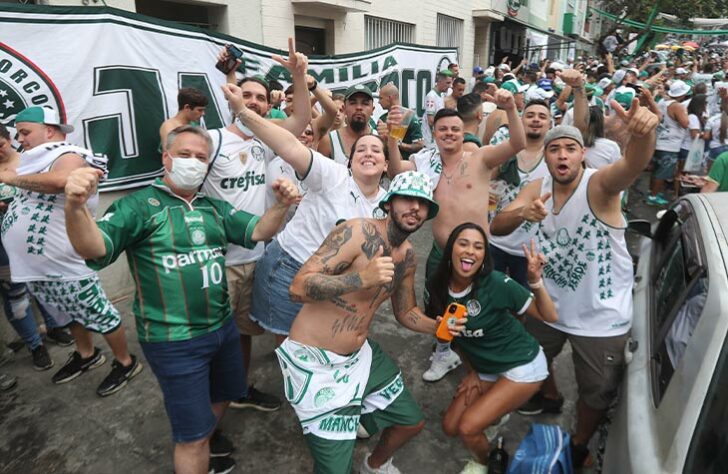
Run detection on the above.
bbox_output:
[168,156,208,191]
[235,118,254,137]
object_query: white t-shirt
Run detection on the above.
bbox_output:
[276,151,387,264]
[705,114,728,149]
[478,102,498,140]
[585,138,621,169]
[422,89,445,148]
[201,128,275,265]
[265,156,306,232]
[680,114,702,150]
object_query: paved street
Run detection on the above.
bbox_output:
[0,173,661,474]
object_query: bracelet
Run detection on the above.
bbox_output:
[528,278,544,290]
[308,80,318,92]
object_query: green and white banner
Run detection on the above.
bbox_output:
[0,4,457,190]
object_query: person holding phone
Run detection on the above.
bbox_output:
[430,223,556,474]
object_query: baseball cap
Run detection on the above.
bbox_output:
[612,70,627,85]
[597,77,612,89]
[483,76,497,84]
[344,84,374,101]
[675,67,688,75]
[544,125,584,148]
[536,78,553,91]
[668,80,691,98]
[498,63,511,72]
[585,83,604,97]
[501,79,529,94]
[613,86,636,110]
[15,106,74,134]
[439,69,454,77]
[473,66,484,74]
[379,171,439,220]
[526,87,554,101]
[550,62,565,71]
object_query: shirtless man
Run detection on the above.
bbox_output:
[159,87,208,149]
[318,84,376,165]
[386,89,526,382]
[279,171,464,474]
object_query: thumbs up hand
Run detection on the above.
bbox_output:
[520,192,551,223]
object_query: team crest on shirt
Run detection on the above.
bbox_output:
[466,299,481,316]
[147,198,160,207]
[239,152,248,165]
[191,228,206,246]
[251,145,265,162]
[314,387,336,407]
[372,207,386,219]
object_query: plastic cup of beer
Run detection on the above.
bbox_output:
[489,180,507,213]
[390,108,414,141]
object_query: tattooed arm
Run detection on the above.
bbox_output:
[0,153,87,194]
[289,219,394,303]
[391,247,437,334]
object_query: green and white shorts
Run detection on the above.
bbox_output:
[276,338,423,474]
[27,276,121,334]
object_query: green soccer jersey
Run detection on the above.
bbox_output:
[450,271,539,374]
[87,179,260,343]
[463,132,483,147]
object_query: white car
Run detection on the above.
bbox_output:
[603,193,728,473]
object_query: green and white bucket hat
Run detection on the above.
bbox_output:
[379,171,439,220]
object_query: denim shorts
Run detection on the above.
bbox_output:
[249,239,303,335]
[652,150,679,180]
[140,319,246,443]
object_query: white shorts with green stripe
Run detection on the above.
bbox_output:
[27,276,121,334]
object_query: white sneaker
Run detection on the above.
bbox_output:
[459,459,488,474]
[357,422,371,439]
[359,453,402,474]
[484,413,511,443]
[422,348,462,382]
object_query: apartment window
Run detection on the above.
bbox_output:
[135,0,225,31]
[365,16,415,50]
[437,14,463,52]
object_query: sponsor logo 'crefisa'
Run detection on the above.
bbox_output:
[0,42,64,129]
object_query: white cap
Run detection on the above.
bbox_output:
[597,77,613,89]
[612,70,626,85]
[668,80,691,98]
[675,67,688,75]
[550,62,565,71]
[498,63,511,72]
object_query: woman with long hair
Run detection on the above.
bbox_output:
[676,93,707,193]
[428,223,558,474]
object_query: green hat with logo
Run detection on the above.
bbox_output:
[344,84,374,101]
[483,76,497,84]
[15,106,74,133]
[500,79,528,94]
[379,171,439,220]
[613,86,636,110]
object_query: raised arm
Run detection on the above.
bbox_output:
[561,69,589,137]
[272,38,312,136]
[385,105,417,178]
[222,83,312,177]
[490,179,546,236]
[471,89,526,169]
[591,98,659,199]
[289,220,394,303]
[311,78,339,139]
[0,154,87,194]
[250,178,299,242]
[64,167,107,259]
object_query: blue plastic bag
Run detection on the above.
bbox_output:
[507,424,573,474]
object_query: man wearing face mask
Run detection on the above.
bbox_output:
[0,106,139,398]
[202,39,312,413]
[63,125,300,474]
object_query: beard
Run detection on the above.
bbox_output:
[526,131,542,140]
[349,118,367,133]
[552,166,582,185]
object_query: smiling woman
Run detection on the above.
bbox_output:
[427,222,558,473]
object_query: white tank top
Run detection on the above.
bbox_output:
[490,155,549,256]
[656,99,686,152]
[536,169,633,336]
[328,130,349,166]
[1,142,101,282]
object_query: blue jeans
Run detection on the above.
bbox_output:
[141,319,247,443]
[0,242,60,350]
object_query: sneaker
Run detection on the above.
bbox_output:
[0,373,17,391]
[208,456,235,474]
[517,392,564,416]
[229,386,281,411]
[45,327,74,347]
[359,453,401,474]
[96,355,143,397]
[458,459,487,474]
[31,344,54,371]
[52,348,106,384]
[646,194,669,206]
[484,413,510,443]
[210,429,234,458]
[422,348,462,382]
